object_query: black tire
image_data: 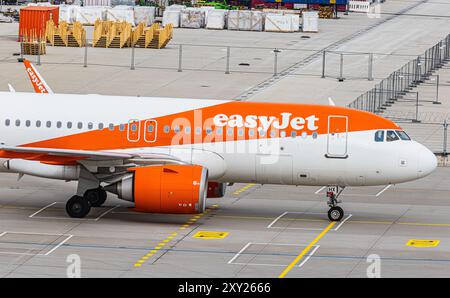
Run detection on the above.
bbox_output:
[84,188,107,207]
[328,206,344,222]
[66,195,91,218]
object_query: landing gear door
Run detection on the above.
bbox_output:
[127,119,141,142]
[144,120,157,143]
[327,116,348,158]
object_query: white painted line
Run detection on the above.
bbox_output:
[334,214,353,231]
[29,202,58,218]
[44,235,73,256]
[0,232,73,256]
[30,202,119,221]
[228,242,252,264]
[94,205,120,221]
[229,242,319,267]
[314,186,326,194]
[376,184,392,197]
[298,245,320,268]
[267,212,288,229]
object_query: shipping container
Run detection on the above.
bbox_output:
[19,6,59,41]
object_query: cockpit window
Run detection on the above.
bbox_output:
[374,130,384,142]
[386,130,400,142]
[396,130,411,141]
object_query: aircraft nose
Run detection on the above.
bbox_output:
[417,145,437,178]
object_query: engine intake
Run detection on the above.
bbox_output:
[105,165,208,214]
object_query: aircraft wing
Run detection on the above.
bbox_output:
[0,145,184,163]
[22,59,54,94]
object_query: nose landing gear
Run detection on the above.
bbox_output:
[326,186,345,221]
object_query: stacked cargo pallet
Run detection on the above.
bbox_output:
[318,6,334,18]
[21,33,46,55]
[93,20,132,48]
[132,23,173,49]
[45,20,86,47]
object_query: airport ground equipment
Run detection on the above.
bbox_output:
[45,20,86,47]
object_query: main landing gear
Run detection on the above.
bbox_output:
[65,165,107,218]
[326,186,345,221]
[66,187,107,218]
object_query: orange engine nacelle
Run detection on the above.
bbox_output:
[207,182,226,198]
[105,165,208,214]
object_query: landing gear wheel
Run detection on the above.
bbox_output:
[328,206,344,222]
[66,195,91,218]
[84,188,107,207]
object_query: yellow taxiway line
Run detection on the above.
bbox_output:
[278,221,336,278]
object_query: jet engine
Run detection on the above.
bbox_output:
[207,182,226,198]
[105,165,208,214]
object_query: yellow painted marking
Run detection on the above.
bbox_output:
[167,236,173,239]
[279,222,336,278]
[398,222,450,227]
[171,233,178,236]
[134,264,141,267]
[407,239,440,248]
[137,260,145,263]
[163,239,170,243]
[180,227,186,230]
[155,246,162,249]
[150,250,157,253]
[233,184,256,195]
[193,231,229,239]
[158,243,166,246]
[146,254,153,257]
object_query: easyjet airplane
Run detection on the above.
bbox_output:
[0,60,437,221]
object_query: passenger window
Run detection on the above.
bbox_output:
[67,122,72,129]
[312,132,318,139]
[108,124,114,131]
[119,124,125,131]
[249,129,255,137]
[374,130,384,142]
[36,120,41,128]
[98,123,104,130]
[301,132,307,139]
[46,121,51,128]
[5,119,10,126]
[396,130,411,141]
[164,125,170,133]
[237,128,243,136]
[216,127,223,135]
[15,119,20,127]
[148,125,154,133]
[88,122,93,129]
[131,124,137,132]
[25,120,31,127]
[227,128,234,136]
[386,130,399,142]
[184,126,191,134]
[291,131,296,138]
[77,122,83,129]
[57,121,62,128]
[174,126,180,133]
[195,127,201,135]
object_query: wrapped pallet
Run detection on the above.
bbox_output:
[134,6,155,26]
[206,9,227,30]
[180,8,204,29]
[84,0,111,6]
[59,5,79,23]
[166,4,186,11]
[227,10,263,31]
[162,10,180,27]
[75,6,106,25]
[302,11,318,32]
[106,6,135,26]
[264,13,299,32]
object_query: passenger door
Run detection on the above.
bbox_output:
[127,119,141,142]
[144,120,157,143]
[327,115,348,158]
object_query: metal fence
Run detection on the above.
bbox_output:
[349,34,450,113]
